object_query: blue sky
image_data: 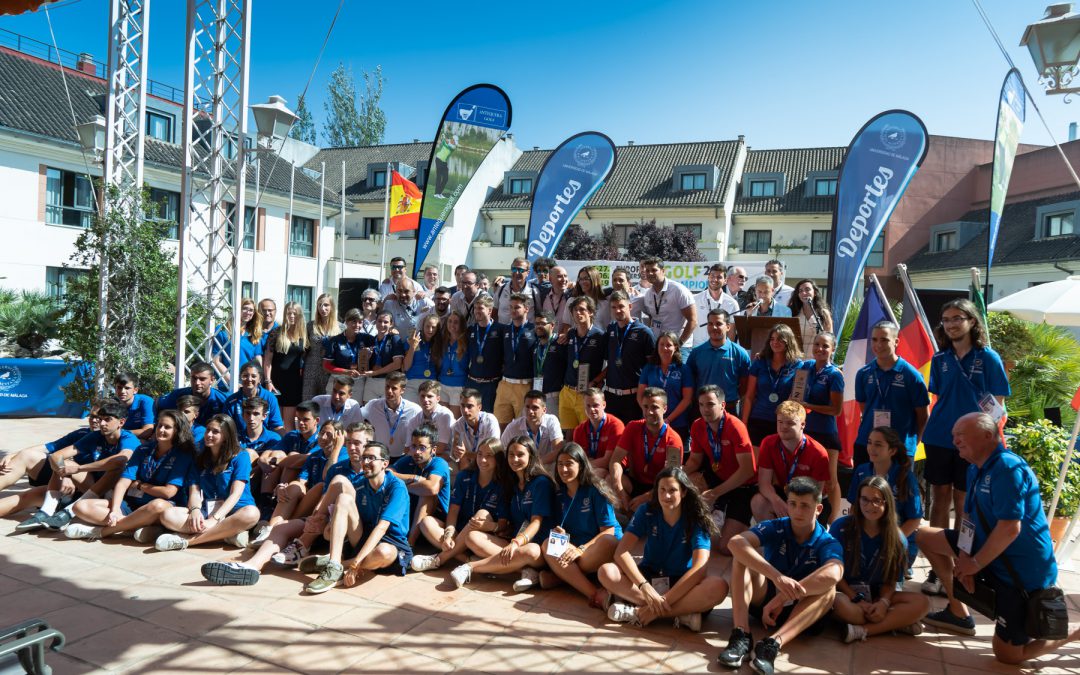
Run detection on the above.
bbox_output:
[2,0,1073,150]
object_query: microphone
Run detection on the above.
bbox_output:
[808,301,824,334]
[731,300,762,316]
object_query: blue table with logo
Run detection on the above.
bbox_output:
[0,358,86,418]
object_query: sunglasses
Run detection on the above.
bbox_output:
[391,265,405,270]
[511,267,528,274]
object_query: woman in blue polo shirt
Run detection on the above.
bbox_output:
[434,311,469,413]
[831,475,930,642]
[212,297,259,391]
[154,415,260,551]
[638,332,693,447]
[848,426,922,566]
[64,410,197,542]
[742,324,803,447]
[448,435,554,592]
[542,442,622,607]
[799,332,847,490]
[403,314,440,403]
[598,467,728,631]
[322,308,375,403]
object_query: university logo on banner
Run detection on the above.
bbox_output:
[828,110,929,332]
[526,132,617,264]
[988,69,1026,279]
[413,84,512,276]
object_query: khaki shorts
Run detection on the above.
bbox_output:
[558,386,586,430]
[493,380,532,426]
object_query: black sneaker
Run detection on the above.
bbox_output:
[14,510,49,532]
[750,637,780,675]
[923,608,976,636]
[717,627,753,668]
[42,509,73,530]
[201,561,260,586]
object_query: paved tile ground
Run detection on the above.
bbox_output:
[4,416,1080,673]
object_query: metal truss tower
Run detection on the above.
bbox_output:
[175,0,251,388]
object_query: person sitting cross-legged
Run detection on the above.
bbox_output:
[0,404,101,498]
[389,424,451,547]
[719,476,843,675]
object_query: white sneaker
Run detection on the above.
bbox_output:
[271,539,308,567]
[512,567,540,592]
[895,621,924,636]
[450,564,472,589]
[133,525,163,544]
[224,530,249,548]
[249,524,271,548]
[64,524,102,541]
[674,612,702,633]
[410,554,442,572]
[921,572,945,596]
[154,533,189,551]
[607,602,640,625]
[844,623,869,643]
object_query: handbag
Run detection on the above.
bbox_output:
[970,500,1069,640]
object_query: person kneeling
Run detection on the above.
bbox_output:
[719,476,842,675]
[830,476,929,643]
[598,467,727,632]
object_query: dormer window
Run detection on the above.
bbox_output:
[146,110,173,142]
[749,180,776,197]
[372,170,386,187]
[672,164,718,192]
[680,173,706,190]
[814,177,837,196]
[1045,212,1074,237]
[503,171,537,196]
[743,172,785,198]
[935,230,957,252]
[509,177,533,194]
[1033,200,1080,239]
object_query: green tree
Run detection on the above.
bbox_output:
[625,219,704,262]
[323,63,385,147]
[58,183,180,405]
[554,224,620,260]
[290,94,317,144]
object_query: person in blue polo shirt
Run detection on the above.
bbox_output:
[919,413,1080,664]
[798,332,847,491]
[236,399,283,498]
[252,401,321,514]
[598,466,727,632]
[465,295,506,412]
[602,291,655,424]
[719,476,843,675]
[492,292,538,426]
[853,320,929,466]
[390,424,451,547]
[224,361,284,434]
[0,404,101,495]
[687,309,750,414]
[742,324,803,448]
[157,361,227,426]
[322,308,377,403]
[849,427,922,567]
[361,311,408,403]
[638,332,694,446]
[533,311,566,417]
[302,441,412,594]
[558,296,606,436]
[113,372,155,439]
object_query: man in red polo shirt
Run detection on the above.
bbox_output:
[609,387,683,513]
[751,400,831,523]
[571,388,625,479]
[684,385,756,554]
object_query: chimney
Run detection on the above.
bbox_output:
[627,140,634,146]
[413,138,419,143]
[738,134,745,143]
[76,53,96,75]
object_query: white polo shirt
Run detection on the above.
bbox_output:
[774,284,795,308]
[500,413,563,459]
[310,394,362,426]
[450,412,502,455]
[359,397,422,458]
[692,289,740,346]
[402,404,456,448]
[494,281,540,324]
[641,278,696,348]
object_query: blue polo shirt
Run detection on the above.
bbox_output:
[157,387,227,426]
[225,387,283,433]
[122,394,155,430]
[122,443,194,507]
[325,459,365,490]
[502,321,538,380]
[438,343,468,387]
[354,471,411,551]
[627,504,711,578]
[392,454,452,518]
[297,445,349,488]
[965,446,1057,592]
[687,339,750,403]
[236,427,281,454]
[849,461,922,559]
[449,469,504,529]
[191,450,256,511]
[854,357,930,455]
[46,427,92,453]
[405,339,436,380]
[509,475,556,543]
[467,321,507,379]
[73,430,141,467]
[562,326,605,386]
[829,515,901,587]
[603,320,656,390]
[537,338,566,394]
[924,347,1010,448]
[748,359,800,421]
[555,483,622,546]
[800,361,844,436]
[370,333,407,371]
[639,362,693,427]
[749,517,843,579]
[323,332,375,370]
[275,430,320,455]
[212,327,263,372]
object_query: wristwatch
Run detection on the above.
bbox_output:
[852,592,867,603]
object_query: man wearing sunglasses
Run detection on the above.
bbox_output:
[494,257,540,323]
[725,265,754,309]
[378,256,415,299]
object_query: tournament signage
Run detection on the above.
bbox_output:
[526,132,617,263]
[987,69,1026,286]
[828,110,929,332]
[558,260,768,294]
[413,84,512,277]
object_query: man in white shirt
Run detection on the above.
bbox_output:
[500,390,564,465]
[639,256,697,356]
[420,265,440,297]
[311,375,363,426]
[378,256,415,299]
[766,259,795,308]
[383,281,433,335]
[449,388,501,471]
[541,266,571,334]
[402,380,456,458]
[449,271,489,326]
[359,372,422,460]
[692,263,740,346]
[494,257,540,324]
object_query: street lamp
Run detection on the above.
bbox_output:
[74,114,106,162]
[250,94,298,147]
[1021,4,1080,97]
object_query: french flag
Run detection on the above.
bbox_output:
[839,276,895,465]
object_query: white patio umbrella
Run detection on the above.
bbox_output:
[989,276,1080,559]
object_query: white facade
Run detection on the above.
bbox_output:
[908,262,1079,301]
[728,213,835,284]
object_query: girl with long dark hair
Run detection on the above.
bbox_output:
[742,323,803,447]
[787,279,833,356]
[849,426,922,565]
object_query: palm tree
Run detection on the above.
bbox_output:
[1006,323,1080,424]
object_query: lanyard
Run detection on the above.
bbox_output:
[587,417,606,458]
[384,401,404,439]
[343,335,361,364]
[474,322,493,356]
[373,334,391,367]
[535,339,552,373]
[526,422,543,448]
[952,349,979,385]
[327,403,344,422]
[781,437,808,484]
[571,331,587,363]
[652,286,666,320]
[558,487,580,529]
[874,364,894,403]
[768,362,791,394]
[462,418,482,453]
[509,323,524,358]
[614,320,634,361]
[706,415,727,464]
[643,423,668,464]
[548,292,566,320]
[140,447,168,483]
[657,363,671,389]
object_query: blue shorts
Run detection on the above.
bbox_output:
[343,532,413,576]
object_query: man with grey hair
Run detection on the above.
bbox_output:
[449,270,488,326]
[748,276,792,318]
[765,259,794,307]
[383,281,433,335]
[725,265,754,308]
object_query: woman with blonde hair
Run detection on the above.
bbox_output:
[433,310,469,413]
[212,297,259,390]
[264,302,307,431]
[302,293,344,400]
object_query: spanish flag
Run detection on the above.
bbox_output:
[389,171,422,232]
[895,264,936,461]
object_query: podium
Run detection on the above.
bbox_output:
[732,316,803,360]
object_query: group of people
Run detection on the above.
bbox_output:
[0,255,1075,671]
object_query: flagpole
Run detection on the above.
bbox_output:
[380,162,391,284]
[868,274,897,324]
[897,263,937,352]
[338,160,345,299]
[317,161,325,297]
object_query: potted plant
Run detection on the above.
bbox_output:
[1008,418,1080,541]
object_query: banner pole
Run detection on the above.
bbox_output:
[380,162,390,285]
[338,160,345,299]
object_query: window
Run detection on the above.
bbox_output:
[287,285,313,316]
[866,229,885,267]
[811,230,830,254]
[372,170,387,188]
[361,217,382,238]
[225,204,256,249]
[46,266,87,300]
[814,178,837,196]
[45,167,94,228]
[613,224,636,248]
[502,225,526,246]
[749,180,777,197]
[508,177,533,195]
[290,215,315,257]
[680,173,706,190]
[1044,212,1075,237]
[146,111,173,142]
[675,223,702,241]
[241,281,258,301]
[145,188,180,239]
[935,231,958,252]
[743,230,771,254]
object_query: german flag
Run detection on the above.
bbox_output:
[895,264,936,461]
[389,171,422,232]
